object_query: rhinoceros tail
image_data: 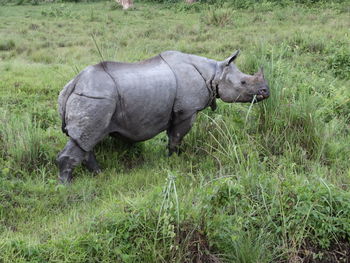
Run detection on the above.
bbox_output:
[58,76,80,136]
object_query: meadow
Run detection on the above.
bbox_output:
[0,0,350,262]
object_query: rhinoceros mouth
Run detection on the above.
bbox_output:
[256,94,264,100]
[251,94,266,103]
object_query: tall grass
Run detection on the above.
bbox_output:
[0,111,51,172]
[0,1,349,262]
[201,6,234,27]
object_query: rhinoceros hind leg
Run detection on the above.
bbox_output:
[167,113,196,156]
[82,152,101,174]
[56,139,89,184]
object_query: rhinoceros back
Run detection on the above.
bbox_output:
[104,56,177,141]
[59,56,177,151]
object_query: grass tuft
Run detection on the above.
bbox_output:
[201,7,234,27]
[0,40,15,51]
[0,111,53,172]
[327,48,350,79]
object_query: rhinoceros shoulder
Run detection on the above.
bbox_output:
[159,51,216,116]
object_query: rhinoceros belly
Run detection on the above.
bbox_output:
[106,59,177,142]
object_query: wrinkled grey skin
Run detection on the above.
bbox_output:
[57,50,269,183]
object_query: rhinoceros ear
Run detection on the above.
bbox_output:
[259,66,264,74]
[257,66,264,78]
[225,50,240,66]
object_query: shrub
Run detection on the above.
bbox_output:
[171,1,203,12]
[0,40,15,51]
[41,4,73,18]
[328,48,350,79]
[109,1,123,10]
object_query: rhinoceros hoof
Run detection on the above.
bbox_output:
[83,161,101,174]
[92,168,102,175]
[168,148,182,157]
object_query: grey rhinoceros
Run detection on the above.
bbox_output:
[57,50,269,183]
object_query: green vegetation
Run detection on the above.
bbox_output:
[0,1,349,262]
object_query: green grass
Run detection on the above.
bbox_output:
[0,1,350,262]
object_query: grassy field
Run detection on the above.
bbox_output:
[0,0,350,262]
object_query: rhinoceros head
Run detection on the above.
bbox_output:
[215,50,269,103]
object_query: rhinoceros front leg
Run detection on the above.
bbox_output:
[167,113,196,156]
[56,139,100,184]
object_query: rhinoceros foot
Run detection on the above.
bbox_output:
[83,152,101,174]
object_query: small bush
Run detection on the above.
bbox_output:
[41,4,73,18]
[229,0,255,9]
[109,1,122,10]
[328,48,350,79]
[0,40,15,51]
[171,1,203,12]
[16,0,25,5]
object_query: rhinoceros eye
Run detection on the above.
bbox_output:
[241,80,246,85]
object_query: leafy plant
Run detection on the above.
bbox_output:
[328,48,350,79]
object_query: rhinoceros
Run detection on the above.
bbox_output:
[57,50,269,183]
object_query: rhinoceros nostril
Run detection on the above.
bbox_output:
[258,89,265,95]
